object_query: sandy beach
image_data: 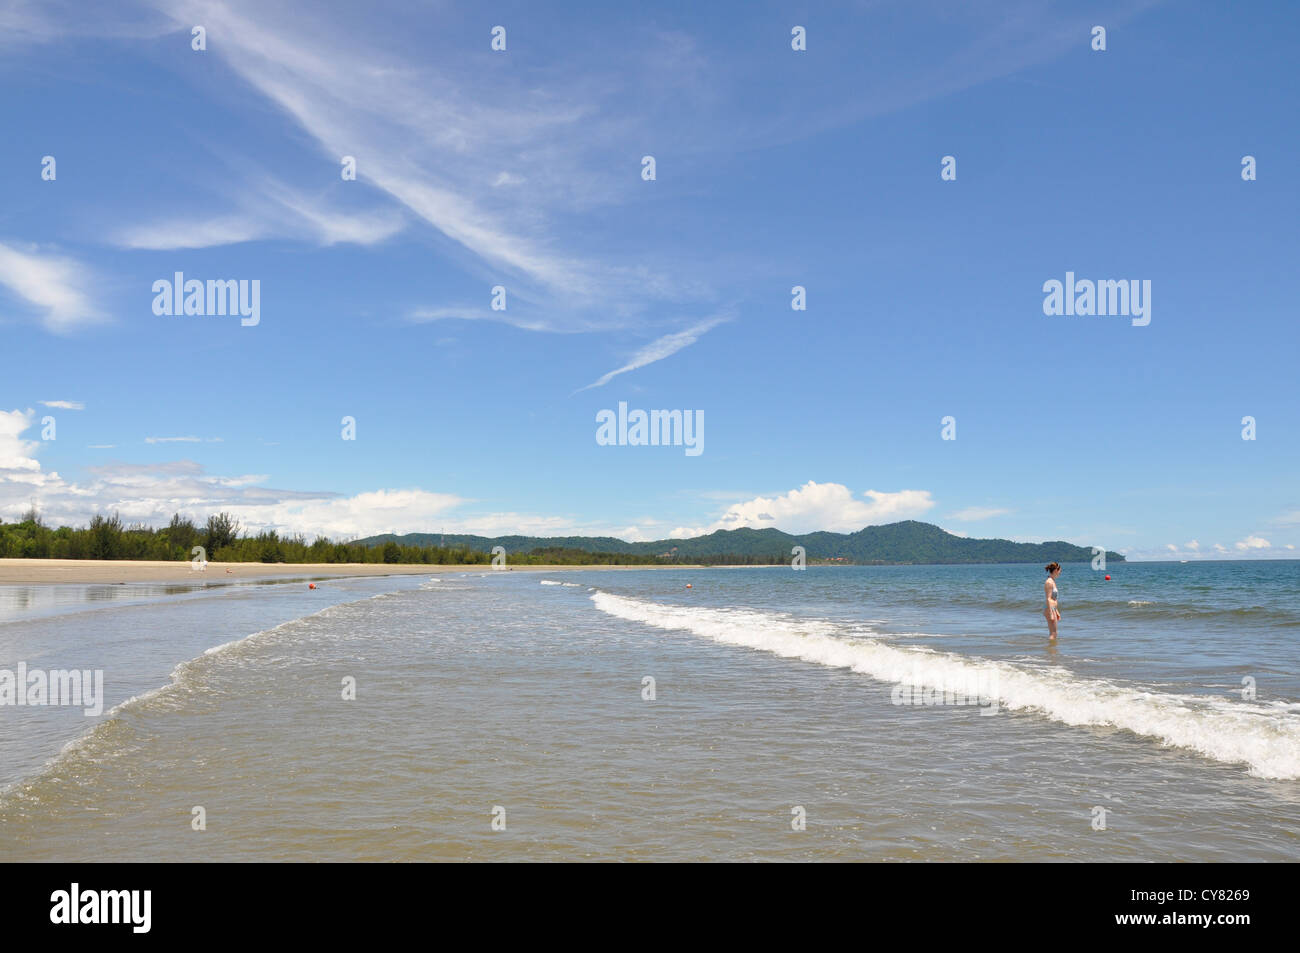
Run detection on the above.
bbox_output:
[0,559,700,585]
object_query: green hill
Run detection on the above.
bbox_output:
[356,520,1123,565]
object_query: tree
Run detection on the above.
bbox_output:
[166,512,198,551]
[205,512,241,553]
[87,512,124,559]
[255,531,285,563]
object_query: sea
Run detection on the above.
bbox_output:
[1,561,1297,861]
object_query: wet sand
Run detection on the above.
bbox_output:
[0,559,699,585]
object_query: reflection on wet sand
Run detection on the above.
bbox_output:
[0,576,337,624]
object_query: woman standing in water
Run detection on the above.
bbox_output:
[1044,562,1062,640]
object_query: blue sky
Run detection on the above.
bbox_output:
[1,0,1297,559]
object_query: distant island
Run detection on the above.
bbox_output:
[0,510,1122,566]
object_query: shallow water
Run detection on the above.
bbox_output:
[1,563,1297,861]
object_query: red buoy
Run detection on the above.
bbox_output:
[309,583,317,589]
[1104,575,1110,581]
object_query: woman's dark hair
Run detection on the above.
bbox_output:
[1045,562,1061,574]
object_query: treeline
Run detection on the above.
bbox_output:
[0,510,781,566]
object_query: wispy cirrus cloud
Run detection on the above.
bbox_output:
[574,315,732,393]
[17,0,1158,338]
[145,1,617,305]
[408,306,571,334]
[18,0,1143,355]
[947,506,1010,521]
[0,242,102,332]
[113,180,405,250]
[0,0,171,45]
[136,0,752,341]
[114,215,267,251]
[40,400,84,410]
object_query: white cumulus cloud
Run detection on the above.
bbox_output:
[0,407,618,540]
[670,481,935,537]
[0,409,43,473]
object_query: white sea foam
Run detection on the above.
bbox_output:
[590,592,1300,780]
[541,580,582,587]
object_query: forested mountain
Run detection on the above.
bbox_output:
[358,520,1124,565]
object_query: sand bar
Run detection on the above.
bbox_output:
[0,559,701,585]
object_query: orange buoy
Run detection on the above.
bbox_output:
[685,583,692,589]
[309,583,317,589]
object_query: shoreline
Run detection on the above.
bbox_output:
[0,558,710,586]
